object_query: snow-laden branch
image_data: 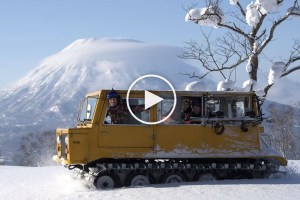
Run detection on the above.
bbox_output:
[185,1,251,39]
[229,0,239,5]
[185,6,224,28]
[184,0,300,98]
[257,0,284,15]
[264,40,300,96]
[258,0,299,54]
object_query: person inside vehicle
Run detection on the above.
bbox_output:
[190,99,202,124]
[181,98,192,124]
[105,89,144,124]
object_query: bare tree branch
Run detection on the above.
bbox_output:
[180,29,251,80]
[181,71,211,80]
[258,0,299,54]
[236,1,246,17]
[217,22,250,40]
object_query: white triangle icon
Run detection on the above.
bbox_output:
[144,90,164,110]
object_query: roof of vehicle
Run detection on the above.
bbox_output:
[85,89,256,97]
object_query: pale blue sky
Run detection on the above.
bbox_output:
[0,0,299,88]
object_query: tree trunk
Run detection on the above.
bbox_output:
[248,54,258,81]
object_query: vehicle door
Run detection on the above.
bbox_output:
[98,93,154,149]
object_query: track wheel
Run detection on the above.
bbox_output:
[268,172,285,179]
[163,173,185,184]
[129,174,150,187]
[94,173,120,189]
[198,173,216,181]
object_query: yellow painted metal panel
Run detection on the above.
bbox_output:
[98,125,153,148]
[53,90,287,167]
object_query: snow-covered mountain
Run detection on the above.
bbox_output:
[0,38,215,155]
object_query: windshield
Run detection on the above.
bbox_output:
[78,95,99,123]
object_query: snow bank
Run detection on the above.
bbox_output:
[268,62,285,85]
[217,79,235,91]
[185,6,224,28]
[1,162,300,200]
[185,80,215,91]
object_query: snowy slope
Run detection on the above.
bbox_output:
[0,38,213,155]
[0,160,300,200]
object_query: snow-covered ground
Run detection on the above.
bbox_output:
[1,160,300,200]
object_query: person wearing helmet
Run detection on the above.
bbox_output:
[105,89,144,124]
[107,89,120,107]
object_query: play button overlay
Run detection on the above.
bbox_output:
[126,74,177,125]
[144,90,164,110]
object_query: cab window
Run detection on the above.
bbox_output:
[78,95,98,123]
[157,97,181,124]
[104,98,150,125]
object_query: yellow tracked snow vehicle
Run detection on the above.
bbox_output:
[53,90,287,188]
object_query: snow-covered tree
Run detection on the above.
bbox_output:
[183,0,300,97]
[14,130,56,166]
[267,103,298,159]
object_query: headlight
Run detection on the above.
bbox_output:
[57,136,61,145]
[65,135,69,146]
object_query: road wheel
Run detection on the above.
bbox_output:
[163,173,185,184]
[94,173,120,189]
[198,173,216,181]
[128,174,150,187]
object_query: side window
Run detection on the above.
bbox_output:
[183,97,203,124]
[126,98,150,124]
[205,96,250,118]
[232,97,249,118]
[157,97,181,124]
[104,98,150,125]
[157,96,204,125]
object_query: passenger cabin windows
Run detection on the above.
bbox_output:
[157,96,204,124]
[157,98,181,124]
[104,98,150,125]
[103,93,254,126]
[205,96,250,119]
